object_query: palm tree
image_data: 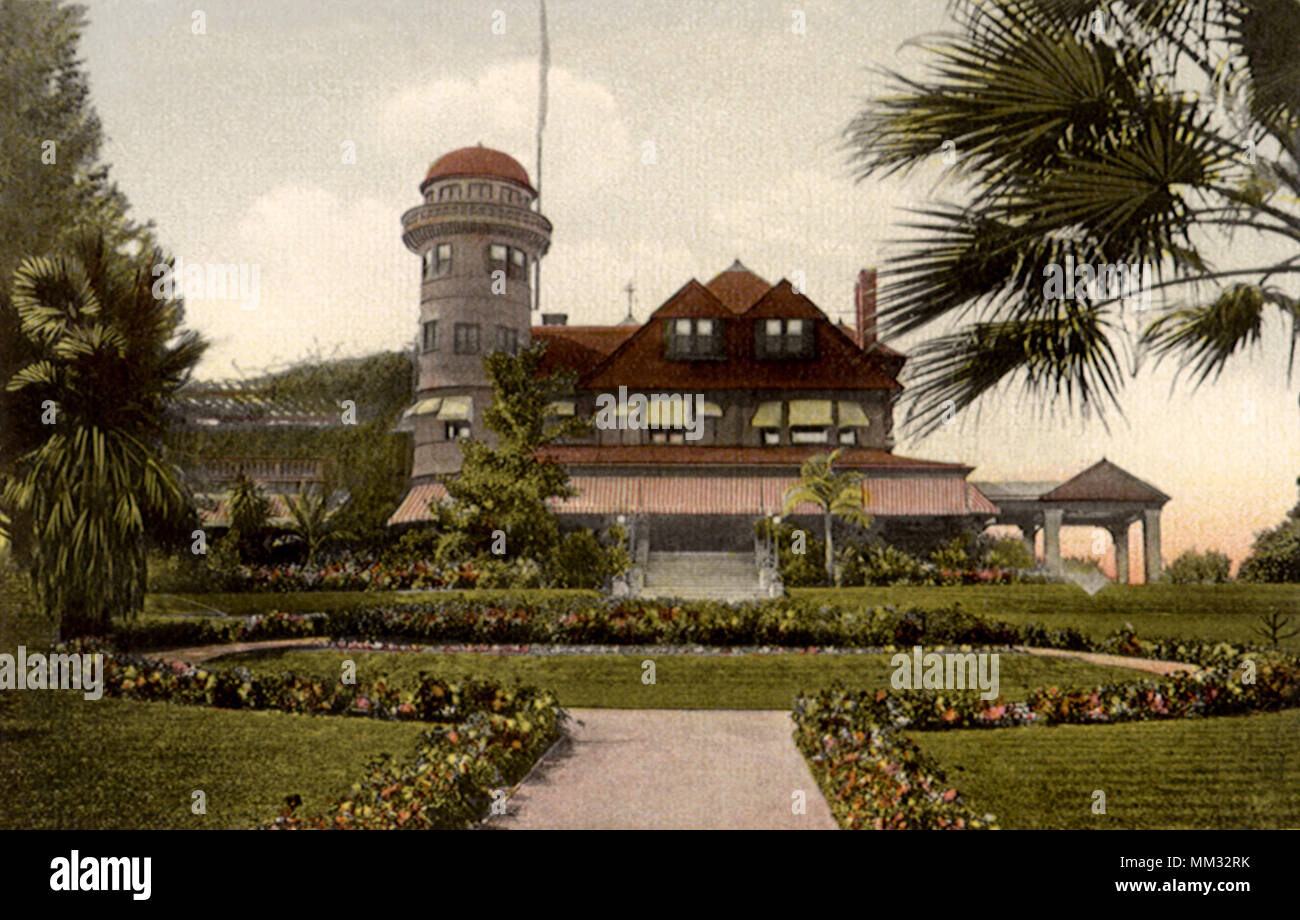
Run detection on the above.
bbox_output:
[845,0,1300,434]
[0,230,205,637]
[782,449,874,582]
[281,483,344,565]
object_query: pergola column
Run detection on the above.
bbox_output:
[1109,522,1130,585]
[1142,508,1162,584]
[1043,508,1063,571]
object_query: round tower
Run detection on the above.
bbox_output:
[400,144,552,478]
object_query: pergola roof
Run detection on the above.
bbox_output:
[1040,458,1169,504]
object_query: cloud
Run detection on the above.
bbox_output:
[378,61,633,196]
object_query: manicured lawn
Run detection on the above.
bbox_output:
[214,648,1132,710]
[793,584,1300,649]
[909,709,1300,829]
[143,588,596,618]
[0,690,428,830]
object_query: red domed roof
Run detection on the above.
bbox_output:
[423,145,534,192]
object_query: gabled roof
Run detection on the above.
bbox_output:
[533,325,637,376]
[704,260,772,313]
[1039,459,1170,504]
[579,277,901,392]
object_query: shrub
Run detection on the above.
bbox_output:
[1240,518,1300,583]
[546,527,629,590]
[929,535,973,573]
[1162,549,1233,584]
[981,536,1037,571]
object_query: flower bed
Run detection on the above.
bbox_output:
[234,558,481,592]
[794,658,1300,829]
[59,641,565,829]
[117,598,1287,672]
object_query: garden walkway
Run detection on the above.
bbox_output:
[1014,646,1199,676]
[484,708,838,830]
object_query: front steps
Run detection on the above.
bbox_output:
[639,551,769,601]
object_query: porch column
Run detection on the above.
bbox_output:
[1142,508,1162,584]
[1109,522,1130,585]
[1043,508,1063,571]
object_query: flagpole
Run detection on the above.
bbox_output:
[535,0,548,317]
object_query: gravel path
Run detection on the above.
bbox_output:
[1013,645,1199,676]
[485,709,838,830]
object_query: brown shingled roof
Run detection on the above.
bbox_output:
[704,260,773,313]
[1039,458,1170,504]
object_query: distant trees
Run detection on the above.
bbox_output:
[1240,479,1300,583]
[1162,549,1233,584]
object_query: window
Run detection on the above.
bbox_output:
[664,317,725,360]
[650,432,686,445]
[756,317,815,359]
[423,243,451,280]
[421,320,437,353]
[761,428,781,446]
[495,325,519,355]
[444,421,470,440]
[838,429,856,445]
[489,244,527,280]
[790,427,829,444]
[470,183,492,199]
[453,323,480,355]
[437,184,461,201]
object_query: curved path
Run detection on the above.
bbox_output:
[145,639,1199,830]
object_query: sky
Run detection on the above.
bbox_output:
[75,0,1300,571]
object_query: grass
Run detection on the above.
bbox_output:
[143,588,596,618]
[909,709,1300,829]
[792,584,1300,649]
[213,647,1133,710]
[0,690,427,830]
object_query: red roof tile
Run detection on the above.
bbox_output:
[423,145,533,192]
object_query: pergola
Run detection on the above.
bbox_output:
[974,459,1170,584]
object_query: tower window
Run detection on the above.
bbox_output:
[437,185,461,201]
[453,323,480,355]
[421,320,437,353]
[445,421,471,440]
[664,317,724,360]
[494,325,520,355]
[488,244,528,280]
[756,317,815,359]
[423,243,452,280]
[470,183,492,199]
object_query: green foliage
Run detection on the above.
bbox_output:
[1162,548,1233,585]
[546,527,630,590]
[840,541,927,586]
[930,535,974,572]
[782,449,873,581]
[227,472,270,563]
[1,231,205,637]
[438,344,588,560]
[1240,518,1300,584]
[981,535,1036,571]
[845,0,1300,432]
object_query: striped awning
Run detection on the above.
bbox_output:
[387,475,999,524]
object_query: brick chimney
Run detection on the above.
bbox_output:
[854,268,877,349]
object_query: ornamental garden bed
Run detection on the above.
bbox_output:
[63,643,565,830]
[793,658,1300,830]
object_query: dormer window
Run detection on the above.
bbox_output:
[665,317,724,360]
[756,317,815,359]
[422,243,452,280]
